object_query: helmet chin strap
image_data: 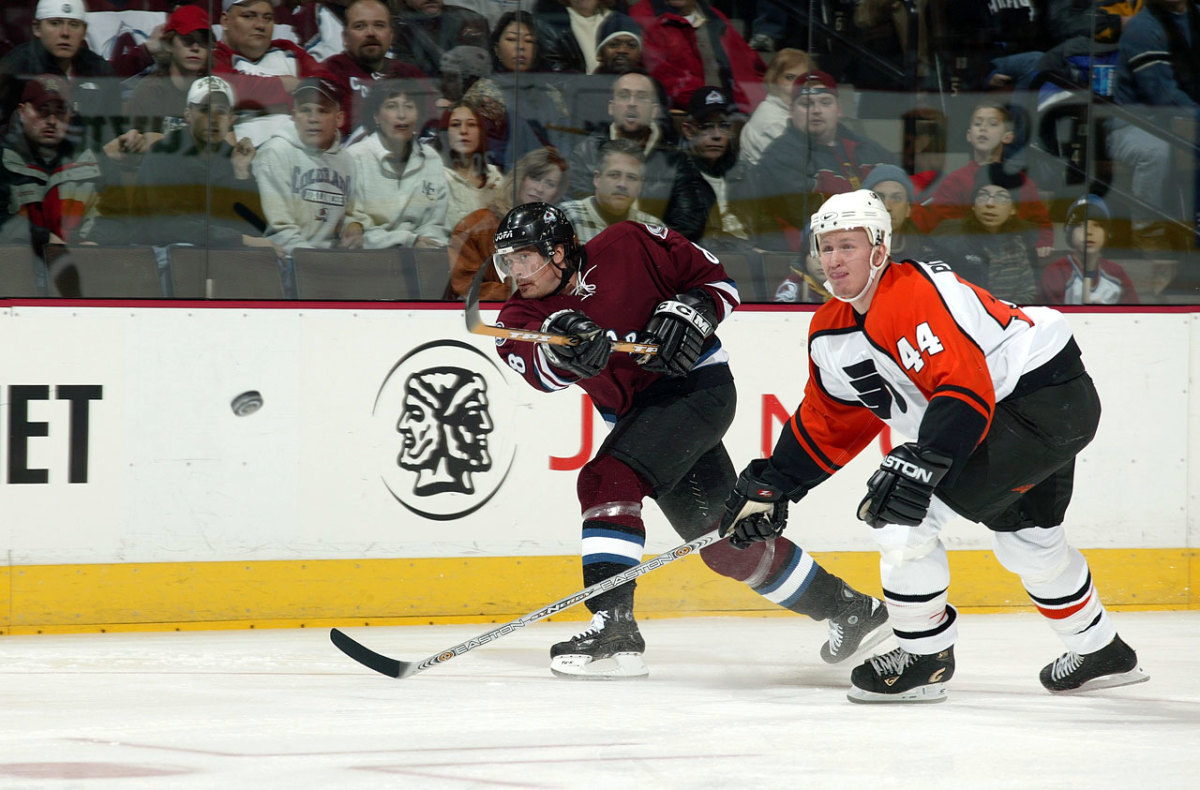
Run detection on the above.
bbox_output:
[825,245,888,304]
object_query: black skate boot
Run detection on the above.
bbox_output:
[1040,635,1149,694]
[549,605,648,680]
[820,582,891,664]
[847,645,955,704]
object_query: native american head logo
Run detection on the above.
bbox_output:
[375,340,515,520]
[396,366,493,495]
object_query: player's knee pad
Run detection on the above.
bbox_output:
[991,526,1069,584]
[577,454,653,514]
[700,538,775,583]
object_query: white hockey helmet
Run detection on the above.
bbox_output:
[809,189,892,258]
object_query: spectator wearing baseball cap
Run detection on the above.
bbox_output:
[213,0,325,147]
[678,85,756,252]
[752,67,899,254]
[253,73,356,255]
[0,0,123,150]
[127,5,217,138]
[123,73,272,252]
[0,72,104,262]
[630,0,765,114]
[738,47,810,167]
[1042,194,1138,305]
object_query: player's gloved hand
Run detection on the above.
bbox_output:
[636,289,717,377]
[719,459,792,550]
[858,443,953,528]
[542,310,611,378]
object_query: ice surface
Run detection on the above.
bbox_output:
[1,611,1195,789]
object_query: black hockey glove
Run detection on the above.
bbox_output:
[857,443,953,528]
[719,459,793,550]
[542,310,612,379]
[636,289,717,377]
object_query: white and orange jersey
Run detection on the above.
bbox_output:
[786,259,1075,479]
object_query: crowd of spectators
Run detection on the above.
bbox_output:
[0,0,1196,304]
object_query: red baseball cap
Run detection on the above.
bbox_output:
[165,5,211,36]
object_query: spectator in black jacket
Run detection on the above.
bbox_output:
[537,0,625,74]
[565,70,706,239]
[678,85,756,251]
[0,0,125,149]
[392,0,490,77]
[124,76,272,251]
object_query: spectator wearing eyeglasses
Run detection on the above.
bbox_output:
[678,85,755,252]
[565,70,706,240]
[126,5,216,140]
[931,162,1039,303]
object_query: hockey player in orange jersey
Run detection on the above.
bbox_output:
[719,189,1149,703]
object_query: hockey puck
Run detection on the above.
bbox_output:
[231,390,263,416]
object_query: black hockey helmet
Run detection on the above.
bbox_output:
[492,202,581,294]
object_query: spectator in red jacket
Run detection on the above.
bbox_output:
[321,0,426,141]
[213,0,324,146]
[630,0,765,114]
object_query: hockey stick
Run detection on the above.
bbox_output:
[463,259,658,355]
[329,528,724,679]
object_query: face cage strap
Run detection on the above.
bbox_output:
[824,243,889,304]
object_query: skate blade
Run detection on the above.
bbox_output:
[550,652,649,680]
[821,620,893,665]
[846,682,949,704]
[1048,666,1150,695]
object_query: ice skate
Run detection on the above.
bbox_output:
[820,582,891,664]
[847,646,955,704]
[1040,635,1148,694]
[549,606,648,680]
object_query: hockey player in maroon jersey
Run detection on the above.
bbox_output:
[720,190,1149,703]
[490,202,889,679]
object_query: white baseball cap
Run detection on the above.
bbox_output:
[36,0,87,22]
[186,75,236,106]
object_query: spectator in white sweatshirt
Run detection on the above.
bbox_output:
[254,77,357,254]
[345,79,450,249]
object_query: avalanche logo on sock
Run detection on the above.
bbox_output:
[374,339,516,520]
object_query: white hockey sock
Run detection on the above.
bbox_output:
[876,523,956,655]
[992,527,1116,655]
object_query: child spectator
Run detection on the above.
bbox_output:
[932,162,1040,303]
[127,5,215,138]
[1041,194,1139,304]
[924,101,1053,256]
[345,79,450,249]
[254,77,356,254]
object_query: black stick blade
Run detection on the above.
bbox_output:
[330,628,412,679]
